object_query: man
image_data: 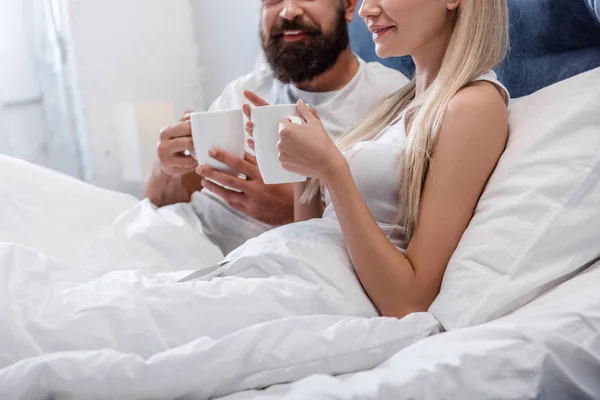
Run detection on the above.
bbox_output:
[144,0,408,255]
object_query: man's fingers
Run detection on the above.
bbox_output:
[243,90,270,107]
[242,103,252,120]
[180,110,193,122]
[158,137,194,155]
[247,138,255,151]
[245,121,254,137]
[160,121,192,140]
[198,166,250,192]
[165,155,197,169]
[311,108,320,120]
[209,149,261,180]
[244,152,258,166]
[201,179,247,210]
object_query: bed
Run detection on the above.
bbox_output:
[221,1,600,398]
[224,0,600,400]
[0,0,599,399]
[0,155,223,272]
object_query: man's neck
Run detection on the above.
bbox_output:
[292,48,359,93]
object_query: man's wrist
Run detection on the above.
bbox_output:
[145,163,190,205]
[153,164,183,184]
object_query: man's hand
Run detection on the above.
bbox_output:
[194,90,301,226]
[144,111,203,206]
[242,90,269,151]
[156,111,198,178]
[196,150,295,226]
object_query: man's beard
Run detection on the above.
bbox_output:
[261,9,349,84]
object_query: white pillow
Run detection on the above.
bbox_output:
[430,67,600,330]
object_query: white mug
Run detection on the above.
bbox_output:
[190,109,245,174]
[252,104,307,185]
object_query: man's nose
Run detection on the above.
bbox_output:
[279,0,304,21]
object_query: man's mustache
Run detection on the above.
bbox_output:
[270,18,321,39]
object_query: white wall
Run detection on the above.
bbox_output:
[1,0,262,195]
[63,0,262,194]
[192,0,262,106]
[0,0,50,166]
[67,0,204,194]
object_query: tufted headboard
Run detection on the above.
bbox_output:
[349,0,600,98]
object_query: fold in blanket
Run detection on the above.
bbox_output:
[0,216,442,399]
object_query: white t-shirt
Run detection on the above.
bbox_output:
[191,56,409,255]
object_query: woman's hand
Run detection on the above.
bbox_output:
[277,100,347,182]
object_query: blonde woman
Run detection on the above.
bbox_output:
[2,0,511,367]
[235,0,510,318]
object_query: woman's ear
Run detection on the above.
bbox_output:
[446,0,462,11]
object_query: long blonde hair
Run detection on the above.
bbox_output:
[303,0,508,241]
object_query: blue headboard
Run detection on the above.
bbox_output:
[349,0,600,98]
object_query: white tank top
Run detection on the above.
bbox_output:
[322,71,510,250]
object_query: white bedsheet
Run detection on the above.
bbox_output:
[0,230,441,399]
[0,155,443,399]
[222,260,600,399]
[2,155,597,400]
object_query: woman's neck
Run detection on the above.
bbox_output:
[412,17,455,96]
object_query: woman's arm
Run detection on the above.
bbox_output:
[293,182,324,222]
[322,84,508,318]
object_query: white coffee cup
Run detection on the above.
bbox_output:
[190,109,245,174]
[252,104,307,185]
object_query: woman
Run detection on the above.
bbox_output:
[3,0,509,363]
[227,0,510,318]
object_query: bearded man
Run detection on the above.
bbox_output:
[144,0,408,255]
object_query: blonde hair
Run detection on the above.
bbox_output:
[302,0,508,241]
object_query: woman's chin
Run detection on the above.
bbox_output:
[374,45,402,59]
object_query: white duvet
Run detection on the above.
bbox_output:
[0,156,441,399]
[223,259,600,399]
[2,155,598,400]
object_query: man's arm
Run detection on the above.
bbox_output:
[144,162,189,206]
[144,77,244,207]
